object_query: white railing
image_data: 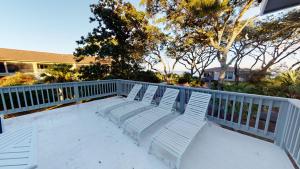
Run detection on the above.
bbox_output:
[0,80,117,115]
[0,79,298,166]
[281,99,300,167]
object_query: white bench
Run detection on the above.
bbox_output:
[0,125,37,169]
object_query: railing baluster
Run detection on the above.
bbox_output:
[211,93,216,117]
[264,100,273,135]
[35,86,40,106]
[15,88,21,109]
[51,87,55,103]
[217,94,222,119]
[230,95,236,123]
[238,96,244,126]
[22,87,28,108]
[65,86,69,100]
[0,90,7,112]
[29,87,34,106]
[255,99,263,131]
[56,86,61,102]
[246,98,253,129]
[223,95,229,122]
[46,87,50,103]
[8,88,15,110]
[41,86,45,104]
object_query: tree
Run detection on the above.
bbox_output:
[41,64,78,83]
[143,0,258,86]
[247,10,300,80]
[143,25,172,80]
[74,0,151,79]
[168,40,216,80]
[290,61,300,70]
[230,34,259,84]
[78,62,109,81]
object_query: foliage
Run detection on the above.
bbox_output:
[130,70,161,83]
[0,73,37,87]
[223,70,300,99]
[74,0,152,79]
[177,72,193,84]
[245,10,300,80]
[78,63,109,81]
[143,0,258,84]
[41,64,78,83]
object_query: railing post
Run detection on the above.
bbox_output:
[274,101,290,147]
[116,80,122,96]
[179,88,186,113]
[74,83,80,102]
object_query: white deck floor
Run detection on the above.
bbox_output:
[3,99,294,169]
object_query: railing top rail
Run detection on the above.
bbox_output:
[288,99,300,106]
[0,79,116,90]
[116,79,290,102]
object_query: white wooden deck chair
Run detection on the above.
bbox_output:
[123,88,179,144]
[0,125,37,169]
[149,91,211,169]
[109,85,158,127]
[97,84,142,117]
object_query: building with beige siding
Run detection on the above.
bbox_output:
[0,48,110,78]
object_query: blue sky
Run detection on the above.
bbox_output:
[0,0,140,54]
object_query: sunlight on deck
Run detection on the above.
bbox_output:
[3,99,294,169]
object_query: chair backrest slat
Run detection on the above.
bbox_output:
[126,84,142,101]
[158,88,179,111]
[141,85,158,105]
[184,92,211,121]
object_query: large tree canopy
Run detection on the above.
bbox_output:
[74,0,151,78]
[142,0,259,85]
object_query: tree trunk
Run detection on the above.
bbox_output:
[217,52,228,90]
[234,61,240,85]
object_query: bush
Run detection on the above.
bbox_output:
[41,64,78,83]
[178,72,193,84]
[130,70,161,83]
[0,73,37,87]
[78,63,109,81]
[222,70,300,99]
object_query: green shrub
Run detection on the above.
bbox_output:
[78,63,109,81]
[130,70,161,83]
[0,73,37,87]
[41,64,78,83]
[177,72,193,84]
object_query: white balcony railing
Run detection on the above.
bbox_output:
[0,79,298,167]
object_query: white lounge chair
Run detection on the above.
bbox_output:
[149,91,211,169]
[0,125,37,169]
[97,84,142,117]
[123,88,179,144]
[109,85,158,127]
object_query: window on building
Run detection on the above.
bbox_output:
[37,64,51,69]
[7,62,34,73]
[0,62,6,73]
[225,72,234,80]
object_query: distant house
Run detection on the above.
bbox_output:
[0,48,110,78]
[203,67,251,82]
